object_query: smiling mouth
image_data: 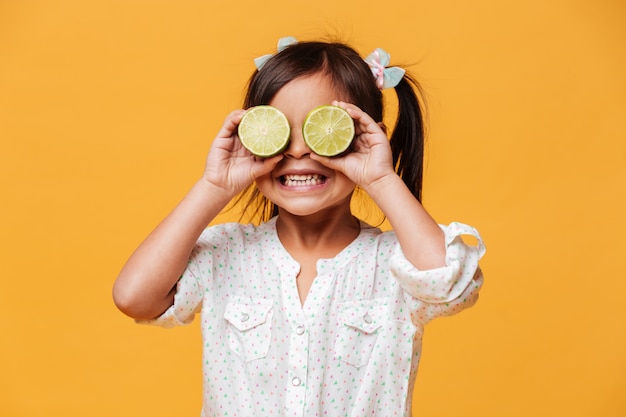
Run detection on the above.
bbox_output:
[280,174,327,187]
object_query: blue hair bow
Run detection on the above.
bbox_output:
[364,48,405,89]
[254,36,298,70]
[253,37,405,90]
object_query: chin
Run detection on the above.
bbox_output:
[277,205,324,218]
[276,198,353,219]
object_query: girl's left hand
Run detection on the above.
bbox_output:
[310,101,396,190]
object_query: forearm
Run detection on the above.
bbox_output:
[113,179,234,320]
[365,174,446,270]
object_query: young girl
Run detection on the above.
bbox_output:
[113,37,486,417]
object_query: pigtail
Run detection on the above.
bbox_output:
[390,72,426,202]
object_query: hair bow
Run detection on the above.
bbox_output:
[254,36,298,70]
[364,48,405,89]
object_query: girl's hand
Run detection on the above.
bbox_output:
[203,110,284,196]
[314,103,446,272]
[310,101,396,191]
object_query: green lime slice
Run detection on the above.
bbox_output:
[237,105,291,157]
[302,105,355,157]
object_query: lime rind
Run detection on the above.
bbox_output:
[238,105,291,157]
[302,105,355,157]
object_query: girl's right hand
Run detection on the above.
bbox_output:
[202,110,284,196]
[113,110,285,321]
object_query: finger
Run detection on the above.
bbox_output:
[309,152,345,173]
[333,101,383,135]
[249,154,284,179]
[216,109,246,140]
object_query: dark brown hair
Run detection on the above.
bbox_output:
[237,40,426,222]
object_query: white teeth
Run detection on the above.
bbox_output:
[283,174,324,186]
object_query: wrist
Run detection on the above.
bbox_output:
[196,177,238,207]
[177,179,235,229]
[362,172,403,200]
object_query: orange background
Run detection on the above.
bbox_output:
[1,0,625,416]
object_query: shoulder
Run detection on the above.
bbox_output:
[355,221,400,255]
[196,219,277,248]
[363,221,484,246]
[358,220,396,241]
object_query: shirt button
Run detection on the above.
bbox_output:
[295,325,305,335]
[241,313,249,322]
[363,313,373,324]
[292,377,301,386]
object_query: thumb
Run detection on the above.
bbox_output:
[249,154,284,180]
[310,152,345,172]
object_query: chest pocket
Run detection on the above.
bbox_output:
[224,298,273,362]
[334,298,389,368]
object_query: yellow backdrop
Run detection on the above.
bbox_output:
[1,0,625,416]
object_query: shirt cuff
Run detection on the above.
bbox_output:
[137,266,204,328]
[390,222,486,303]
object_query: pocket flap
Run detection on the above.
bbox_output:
[339,299,387,334]
[224,298,273,331]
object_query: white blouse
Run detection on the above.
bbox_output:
[144,217,485,417]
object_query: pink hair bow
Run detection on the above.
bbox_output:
[364,48,405,89]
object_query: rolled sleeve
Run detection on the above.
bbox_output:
[391,222,486,304]
[138,256,205,329]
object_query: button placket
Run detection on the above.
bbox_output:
[279,267,311,417]
[285,321,307,417]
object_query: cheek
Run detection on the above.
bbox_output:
[255,173,282,203]
[334,173,357,194]
[255,174,273,193]
[335,171,354,185]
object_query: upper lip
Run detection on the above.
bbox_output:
[275,164,330,179]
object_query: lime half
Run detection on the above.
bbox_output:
[302,105,355,157]
[238,106,291,157]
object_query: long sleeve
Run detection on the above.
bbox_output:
[390,222,486,324]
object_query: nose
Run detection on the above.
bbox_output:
[283,128,311,159]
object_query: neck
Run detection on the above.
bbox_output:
[275,208,361,258]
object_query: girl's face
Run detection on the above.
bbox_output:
[255,73,356,218]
